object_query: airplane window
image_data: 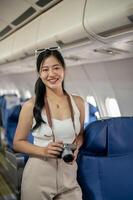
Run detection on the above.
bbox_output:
[105,98,121,117]
[95,111,100,119]
[86,95,97,107]
[24,90,32,99]
[5,95,20,109]
[0,89,8,95]
[0,90,3,95]
[14,90,21,98]
[0,89,21,98]
[9,89,20,97]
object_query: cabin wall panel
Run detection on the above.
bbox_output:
[0,57,133,116]
[65,57,133,117]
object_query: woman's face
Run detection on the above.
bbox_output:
[39,55,65,90]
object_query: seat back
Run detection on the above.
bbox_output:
[0,95,33,198]
[6,104,22,149]
[77,117,133,200]
[0,95,6,128]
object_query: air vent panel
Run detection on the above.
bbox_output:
[36,0,53,7]
[11,7,36,26]
[0,26,12,37]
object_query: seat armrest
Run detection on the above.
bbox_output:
[4,149,26,196]
[5,150,25,168]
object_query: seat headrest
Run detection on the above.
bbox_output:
[83,117,133,156]
[8,105,22,121]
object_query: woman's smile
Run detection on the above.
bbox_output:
[47,77,59,84]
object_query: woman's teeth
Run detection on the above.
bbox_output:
[48,78,58,84]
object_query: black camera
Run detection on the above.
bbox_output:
[60,143,77,163]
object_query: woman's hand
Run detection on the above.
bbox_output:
[43,141,64,158]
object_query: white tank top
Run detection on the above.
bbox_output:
[32,95,81,147]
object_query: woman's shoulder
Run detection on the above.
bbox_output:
[71,94,85,123]
[71,94,85,112]
[71,94,84,105]
[21,97,35,114]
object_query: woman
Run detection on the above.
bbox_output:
[13,48,85,200]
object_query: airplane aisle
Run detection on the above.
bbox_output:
[0,153,16,200]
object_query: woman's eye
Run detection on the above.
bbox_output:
[54,66,61,70]
[42,68,48,72]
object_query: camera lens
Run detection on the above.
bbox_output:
[63,154,74,163]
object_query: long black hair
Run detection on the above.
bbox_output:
[32,49,66,130]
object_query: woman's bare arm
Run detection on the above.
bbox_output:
[13,99,63,158]
[73,95,85,149]
[13,99,44,157]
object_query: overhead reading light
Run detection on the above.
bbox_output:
[128,15,133,23]
[94,48,116,55]
[106,50,113,54]
[64,55,85,61]
[126,40,133,44]
[56,38,91,50]
[94,48,129,55]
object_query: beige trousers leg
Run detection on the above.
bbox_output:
[21,157,82,200]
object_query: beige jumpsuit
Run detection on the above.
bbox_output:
[21,157,82,200]
[21,95,83,200]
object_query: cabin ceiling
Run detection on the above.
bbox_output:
[0,0,62,40]
[0,0,133,75]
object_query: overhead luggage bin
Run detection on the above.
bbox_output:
[0,0,133,63]
[36,0,89,46]
[83,0,133,40]
[0,0,89,63]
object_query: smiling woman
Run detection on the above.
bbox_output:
[13,48,85,200]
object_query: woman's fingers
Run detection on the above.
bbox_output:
[48,149,61,156]
[45,141,64,157]
[49,141,63,148]
[50,146,63,152]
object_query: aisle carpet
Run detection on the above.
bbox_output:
[0,153,16,200]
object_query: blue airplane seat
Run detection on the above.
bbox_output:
[0,107,3,127]
[0,95,33,148]
[89,103,99,123]
[5,104,33,149]
[0,95,20,128]
[4,103,33,197]
[5,104,33,152]
[77,117,133,200]
[0,95,6,128]
[5,104,22,149]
